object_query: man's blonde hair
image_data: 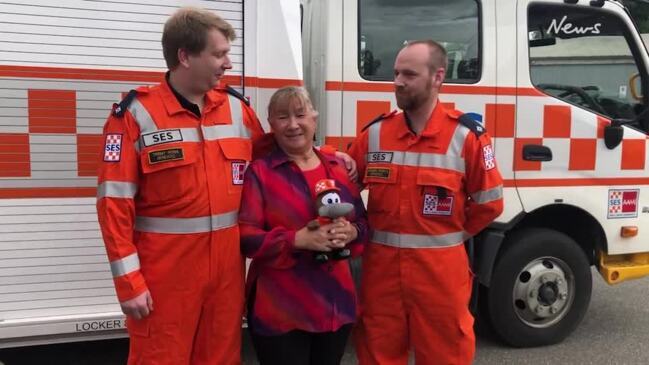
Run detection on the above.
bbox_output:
[267,86,318,118]
[162,7,236,69]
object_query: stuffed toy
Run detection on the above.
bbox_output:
[307,179,354,263]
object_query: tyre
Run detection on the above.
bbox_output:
[486,228,592,347]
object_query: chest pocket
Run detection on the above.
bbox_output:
[139,144,198,204]
[415,169,463,217]
[218,139,252,195]
[362,164,398,214]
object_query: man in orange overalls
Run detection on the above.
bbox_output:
[97,8,266,364]
[350,40,504,364]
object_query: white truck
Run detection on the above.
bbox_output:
[2,0,649,349]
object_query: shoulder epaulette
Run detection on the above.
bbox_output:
[361,110,397,132]
[112,89,138,117]
[458,113,485,137]
[225,86,250,106]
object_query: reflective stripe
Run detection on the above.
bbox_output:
[449,123,470,155]
[471,185,503,204]
[202,95,251,141]
[97,181,137,199]
[368,121,380,151]
[366,118,466,173]
[128,98,158,135]
[135,211,238,234]
[202,123,251,140]
[371,229,468,248]
[178,128,202,142]
[110,253,140,277]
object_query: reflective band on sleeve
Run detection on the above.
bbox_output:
[470,185,504,204]
[371,229,469,248]
[110,253,140,278]
[97,181,137,199]
[366,118,466,173]
[135,211,238,234]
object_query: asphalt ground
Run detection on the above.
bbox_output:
[1,270,648,365]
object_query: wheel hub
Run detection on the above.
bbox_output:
[512,257,574,328]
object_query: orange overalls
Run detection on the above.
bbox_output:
[97,78,264,365]
[349,102,504,365]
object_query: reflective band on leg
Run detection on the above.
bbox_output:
[97,181,137,199]
[135,211,238,234]
[110,253,140,277]
[371,229,468,248]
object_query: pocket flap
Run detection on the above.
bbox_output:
[141,145,196,174]
[218,139,252,161]
[416,169,462,191]
[362,164,398,184]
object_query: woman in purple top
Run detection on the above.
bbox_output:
[239,86,368,365]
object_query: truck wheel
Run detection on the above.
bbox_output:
[486,228,592,347]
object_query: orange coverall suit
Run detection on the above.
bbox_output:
[349,102,504,365]
[97,78,264,365]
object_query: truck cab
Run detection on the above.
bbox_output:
[302,0,649,346]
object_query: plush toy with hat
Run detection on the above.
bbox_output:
[307,178,354,263]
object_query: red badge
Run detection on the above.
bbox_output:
[423,193,453,216]
[608,189,639,219]
[103,134,122,162]
[483,144,495,170]
[232,162,247,185]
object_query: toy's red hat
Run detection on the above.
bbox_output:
[314,179,339,195]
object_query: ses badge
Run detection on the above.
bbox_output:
[232,162,247,185]
[608,189,639,219]
[423,193,453,216]
[104,134,122,162]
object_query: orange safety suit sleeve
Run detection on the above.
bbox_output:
[347,130,370,188]
[96,110,147,303]
[463,131,504,236]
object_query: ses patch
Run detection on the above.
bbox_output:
[367,152,393,163]
[104,134,122,162]
[148,148,184,164]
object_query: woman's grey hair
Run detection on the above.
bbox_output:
[267,86,319,119]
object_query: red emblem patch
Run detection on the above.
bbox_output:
[608,189,639,219]
[232,162,247,185]
[423,193,453,216]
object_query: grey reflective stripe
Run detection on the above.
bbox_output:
[202,124,251,140]
[366,118,466,173]
[368,120,381,151]
[135,211,238,234]
[97,181,137,199]
[128,98,158,135]
[202,94,251,141]
[470,185,504,204]
[449,123,470,156]
[371,229,468,248]
[110,253,140,277]
[179,128,202,142]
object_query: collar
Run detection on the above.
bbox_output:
[397,100,446,139]
[268,145,340,170]
[160,72,225,117]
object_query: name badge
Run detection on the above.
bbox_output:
[141,129,183,147]
[148,148,184,164]
[367,151,393,163]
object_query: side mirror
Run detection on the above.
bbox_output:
[604,124,624,149]
[629,73,643,101]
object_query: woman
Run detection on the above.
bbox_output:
[239,86,367,365]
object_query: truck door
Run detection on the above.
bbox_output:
[515,0,649,254]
